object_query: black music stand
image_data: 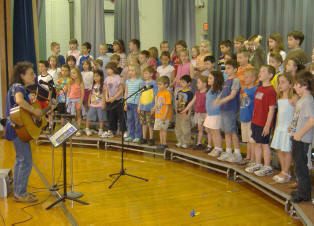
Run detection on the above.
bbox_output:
[46,122,89,210]
[108,86,149,189]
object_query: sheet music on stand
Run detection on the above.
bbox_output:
[49,122,77,148]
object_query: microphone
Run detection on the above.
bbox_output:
[142,85,154,91]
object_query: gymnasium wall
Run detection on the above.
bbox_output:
[43,0,208,59]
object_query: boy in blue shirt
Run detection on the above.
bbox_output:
[214,59,241,163]
[77,42,93,71]
[238,68,258,165]
[175,75,194,149]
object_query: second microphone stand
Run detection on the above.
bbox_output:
[108,86,150,188]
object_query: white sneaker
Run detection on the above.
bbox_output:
[85,128,92,136]
[217,152,232,161]
[75,130,82,137]
[176,143,182,148]
[101,131,114,138]
[208,148,222,157]
[254,166,273,177]
[181,144,188,149]
[226,153,242,163]
[272,174,280,181]
[247,161,256,167]
[274,175,290,183]
[98,129,103,136]
[245,163,263,173]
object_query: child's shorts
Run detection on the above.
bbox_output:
[220,111,237,133]
[203,115,221,129]
[194,113,207,126]
[241,122,254,143]
[87,107,107,122]
[56,103,66,117]
[251,123,270,144]
[154,118,169,131]
[84,89,91,102]
[139,110,155,127]
[37,100,49,109]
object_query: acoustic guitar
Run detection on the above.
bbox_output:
[10,101,56,142]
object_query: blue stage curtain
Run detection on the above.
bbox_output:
[163,0,196,51]
[13,0,37,73]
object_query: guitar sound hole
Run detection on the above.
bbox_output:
[35,120,42,127]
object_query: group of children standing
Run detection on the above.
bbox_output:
[36,30,313,203]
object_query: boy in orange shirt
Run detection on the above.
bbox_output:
[152,76,172,150]
[236,49,254,88]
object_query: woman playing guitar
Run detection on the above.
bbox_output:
[4,62,46,203]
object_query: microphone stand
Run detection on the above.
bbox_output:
[108,86,150,189]
[47,87,59,192]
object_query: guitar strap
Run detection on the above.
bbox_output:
[6,87,18,129]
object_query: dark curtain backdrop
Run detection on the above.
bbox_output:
[13,0,37,71]
[81,0,106,57]
[207,0,313,58]
[163,0,196,50]
[114,0,140,54]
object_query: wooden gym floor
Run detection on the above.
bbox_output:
[0,139,302,225]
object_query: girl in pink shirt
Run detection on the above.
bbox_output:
[173,49,194,94]
[67,66,85,136]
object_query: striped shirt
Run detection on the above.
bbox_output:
[126,78,143,104]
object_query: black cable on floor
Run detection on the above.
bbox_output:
[11,193,51,226]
